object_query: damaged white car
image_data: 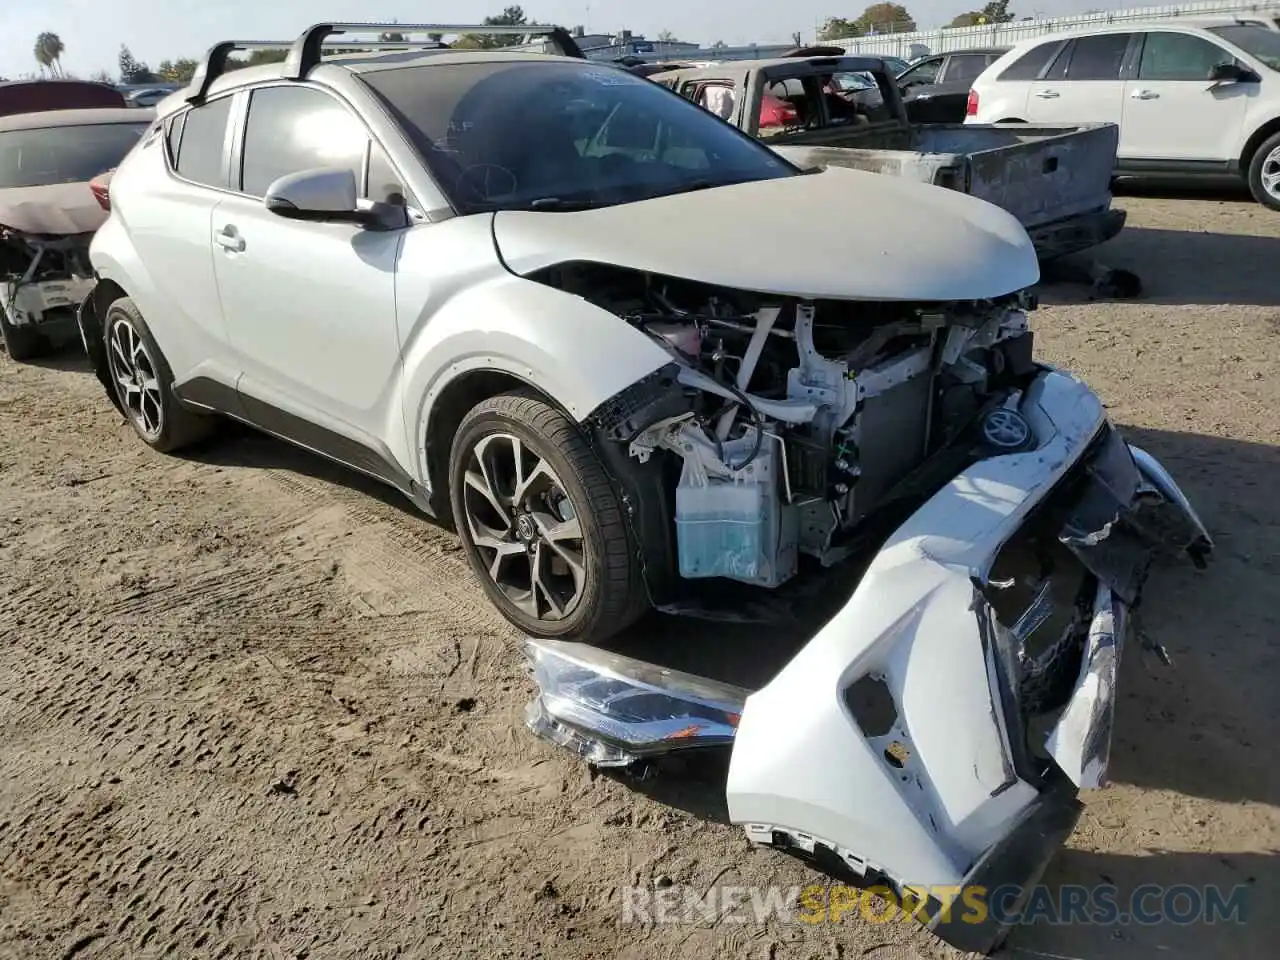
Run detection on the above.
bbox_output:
[1,108,152,360]
[79,25,1212,952]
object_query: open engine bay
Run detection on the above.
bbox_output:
[539,262,1040,594]
[1,227,96,335]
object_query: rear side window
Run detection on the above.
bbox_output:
[175,96,232,187]
[944,54,992,83]
[1052,34,1132,81]
[1138,32,1234,80]
[239,85,367,197]
[999,41,1059,81]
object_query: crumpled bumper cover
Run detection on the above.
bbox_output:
[522,370,1211,955]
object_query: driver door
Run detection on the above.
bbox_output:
[211,84,407,453]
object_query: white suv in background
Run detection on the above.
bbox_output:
[966,19,1280,209]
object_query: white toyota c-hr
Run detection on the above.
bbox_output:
[79,23,1215,952]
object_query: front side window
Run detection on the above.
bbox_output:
[239,85,368,197]
[1208,24,1280,70]
[360,61,794,214]
[899,58,942,87]
[0,122,149,188]
[175,96,233,187]
[1054,34,1132,81]
[1138,32,1235,80]
[1000,41,1060,81]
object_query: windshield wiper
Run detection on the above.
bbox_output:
[527,197,604,211]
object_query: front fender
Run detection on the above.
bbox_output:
[403,274,672,475]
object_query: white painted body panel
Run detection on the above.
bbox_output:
[493,165,1040,302]
[726,370,1106,889]
[209,191,407,468]
[90,132,237,390]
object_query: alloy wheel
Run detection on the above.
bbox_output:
[107,316,163,440]
[461,432,586,621]
[1262,144,1280,203]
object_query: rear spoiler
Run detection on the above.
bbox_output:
[186,21,585,104]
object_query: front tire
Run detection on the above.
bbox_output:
[449,390,648,641]
[0,302,43,362]
[102,297,213,452]
[1247,131,1280,211]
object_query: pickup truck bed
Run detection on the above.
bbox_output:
[653,55,1125,260]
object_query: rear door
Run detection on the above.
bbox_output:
[1121,29,1253,162]
[119,94,237,389]
[1026,33,1133,127]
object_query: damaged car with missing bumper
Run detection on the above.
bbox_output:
[1,108,152,360]
[78,25,1212,954]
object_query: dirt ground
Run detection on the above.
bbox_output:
[1,186,1278,960]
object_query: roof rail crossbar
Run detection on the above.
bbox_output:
[284,22,585,78]
[186,41,292,103]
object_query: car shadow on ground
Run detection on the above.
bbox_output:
[611,425,1277,956]
[1038,225,1280,307]
[1002,849,1276,959]
[186,422,436,522]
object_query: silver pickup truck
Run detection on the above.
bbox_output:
[651,54,1125,260]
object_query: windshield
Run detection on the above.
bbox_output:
[361,61,796,213]
[1208,24,1280,69]
[0,122,148,189]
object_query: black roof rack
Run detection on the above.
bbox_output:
[186,41,291,103]
[185,23,584,105]
[284,22,585,79]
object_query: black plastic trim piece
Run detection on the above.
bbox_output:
[172,376,431,513]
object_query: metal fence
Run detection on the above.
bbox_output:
[831,1,1280,57]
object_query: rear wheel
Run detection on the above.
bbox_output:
[0,302,43,362]
[449,390,648,641]
[103,297,214,452]
[1247,131,1280,211]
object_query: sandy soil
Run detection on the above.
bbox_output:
[1,187,1277,960]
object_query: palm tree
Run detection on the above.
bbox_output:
[33,32,66,78]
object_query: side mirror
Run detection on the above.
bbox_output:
[1209,62,1255,82]
[264,168,381,227]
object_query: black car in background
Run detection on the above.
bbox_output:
[896,47,1009,123]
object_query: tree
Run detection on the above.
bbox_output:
[657,29,677,42]
[33,32,66,78]
[157,58,199,84]
[89,68,114,84]
[948,11,984,27]
[224,48,288,71]
[711,40,728,51]
[480,5,529,48]
[979,1,1017,23]
[854,3,917,35]
[818,17,860,41]
[118,44,156,83]
[379,31,407,42]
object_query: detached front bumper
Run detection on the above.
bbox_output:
[523,369,1210,954]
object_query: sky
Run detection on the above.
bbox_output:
[5,0,1138,78]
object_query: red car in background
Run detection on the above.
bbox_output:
[0,79,126,119]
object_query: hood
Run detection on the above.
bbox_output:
[0,181,106,236]
[492,165,1039,302]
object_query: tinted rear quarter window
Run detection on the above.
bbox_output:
[999,41,1060,81]
[239,85,368,197]
[1055,34,1132,80]
[945,54,993,83]
[175,96,232,187]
